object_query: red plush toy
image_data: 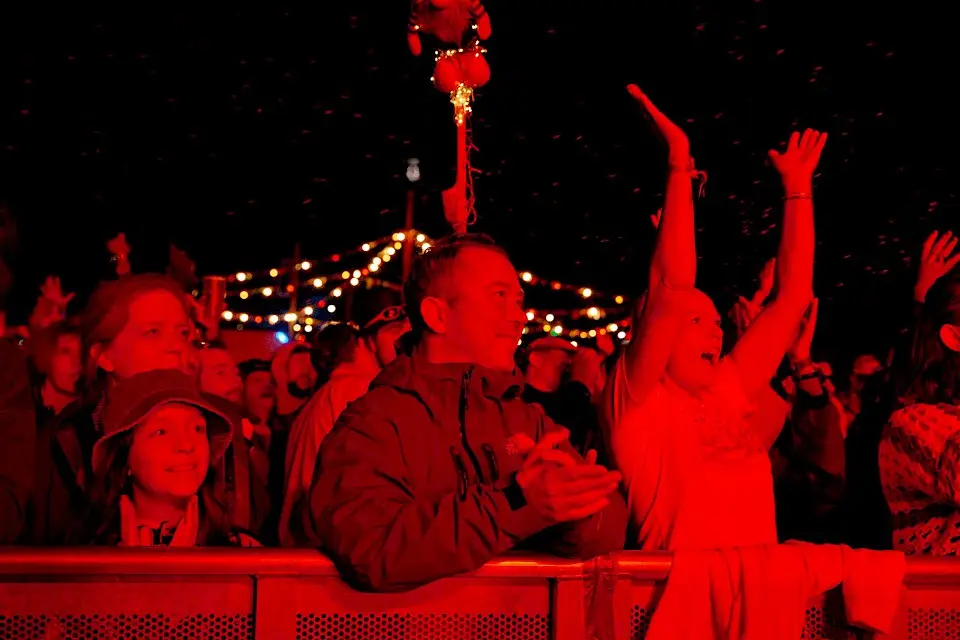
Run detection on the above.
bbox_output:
[407,0,492,93]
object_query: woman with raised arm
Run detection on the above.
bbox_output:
[602,85,825,551]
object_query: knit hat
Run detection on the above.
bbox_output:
[92,369,233,476]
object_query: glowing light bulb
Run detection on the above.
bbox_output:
[521,272,533,282]
[394,232,405,242]
[372,257,382,265]
[312,278,323,288]
[421,243,431,251]
[239,313,249,323]
[341,270,351,279]
[522,327,529,334]
[369,263,379,272]
[304,317,314,325]
[262,287,273,297]
[587,307,600,319]
[382,255,391,262]
[386,247,396,256]
[236,273,247,282]
[268,315,279,325]
[327,304,337,313]
[293,324,302,332]
[300,261,311,271]
[303,306,313,316]
[617,331,627,339]
[394,241,403,250]
[615,295,625,305]
[552,325,563,335]
[304,324,313,333]
[332,288,342,297]
[570,340,578,347]
[349,277,360,286]
[362,243,371,252]
[269,268,279,278]
[239,291,249,299]
[517,339,523,346]
[545,313,555,323]
[275,331,289,344]
[581,288,593,298]
[607,323,619,332]
[222,311,234,321]
[352,270,361,278]
[416,234,426,243]
[588,329,597,338]
[526,311,535,321]
[543,324,552,333]
[284,313,297,322]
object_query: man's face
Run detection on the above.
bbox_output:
[243,371,276,418]
[434,247,527,371]
[50,333,82,394]
[198,348,242,404]
[287,351,317,393]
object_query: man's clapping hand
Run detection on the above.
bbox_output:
[512,429,621,524]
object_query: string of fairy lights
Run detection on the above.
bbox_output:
[215,229,633,341]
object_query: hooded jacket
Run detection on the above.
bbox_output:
[306,349,628,593]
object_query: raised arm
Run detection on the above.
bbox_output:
[730,130,825,399]
[616,86,700,408]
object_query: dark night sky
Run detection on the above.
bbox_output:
[0,2,953,364]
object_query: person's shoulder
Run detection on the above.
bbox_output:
[0,339,29,385]
[328,384,420,437]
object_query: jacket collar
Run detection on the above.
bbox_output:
[372,347,524,403]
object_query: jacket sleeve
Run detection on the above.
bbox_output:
[539,413,628,559]
[0,343,36,543]
[307,395,552,593]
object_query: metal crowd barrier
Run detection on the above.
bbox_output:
[0,549,958,639]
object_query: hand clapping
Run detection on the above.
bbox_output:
[512,429,621,524]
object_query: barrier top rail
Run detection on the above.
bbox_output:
[0,549,958,586]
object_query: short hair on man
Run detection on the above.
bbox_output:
[402,233,509,339]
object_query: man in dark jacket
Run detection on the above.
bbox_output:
[308,233,628,593]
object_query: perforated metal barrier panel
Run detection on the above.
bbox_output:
[0,550,958,640]
[0,614,253,640]
[294,612,550,640]
[0,579,254,640]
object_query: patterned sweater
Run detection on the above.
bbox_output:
[880,402,960,555]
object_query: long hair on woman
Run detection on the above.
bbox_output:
[904,273,960,406]
[75,433,230,545]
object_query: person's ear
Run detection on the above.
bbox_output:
[92,343,115,373]
[419,297,449,335]
[940,324,960,353]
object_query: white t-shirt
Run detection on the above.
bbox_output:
[602,356,778,551]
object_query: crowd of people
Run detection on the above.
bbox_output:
[0,86,957,598]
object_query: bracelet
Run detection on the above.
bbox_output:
[785,192,813,201]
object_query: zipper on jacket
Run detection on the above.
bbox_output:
[459,370,485,481]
